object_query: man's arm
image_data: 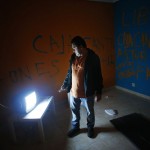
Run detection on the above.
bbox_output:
[94,55,103,102]
[58,67,71,93]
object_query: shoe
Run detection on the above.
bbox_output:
[87,127,94,138]
[67,128,80,137]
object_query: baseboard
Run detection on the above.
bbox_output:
[115,86,150,101]
[102,86,116,92]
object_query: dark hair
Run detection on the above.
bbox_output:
[71,36,87,48]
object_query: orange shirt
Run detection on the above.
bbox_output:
[71,54,87,98]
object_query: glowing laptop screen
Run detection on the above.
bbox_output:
[25,91,37,113]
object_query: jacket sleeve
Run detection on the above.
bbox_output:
[61,61,72,93]
[95,55,103,95]
[61,54,74,92]
[62,67,71,89]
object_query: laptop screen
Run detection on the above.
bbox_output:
[25,91,37,113]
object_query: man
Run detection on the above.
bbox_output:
[59,36,103,138]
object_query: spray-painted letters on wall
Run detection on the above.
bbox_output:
[115,0,150,96]
[0,34,114,86]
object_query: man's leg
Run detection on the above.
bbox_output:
[81,96,95,138]
[68,94,81,137]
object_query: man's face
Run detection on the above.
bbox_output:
[72,43,82,57]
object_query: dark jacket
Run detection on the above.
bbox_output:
[62,48,103,97]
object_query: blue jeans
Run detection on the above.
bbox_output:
[69,94,95,129]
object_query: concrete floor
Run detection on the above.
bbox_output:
[1,87,150,150]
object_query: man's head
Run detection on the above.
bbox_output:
[71,36,87,57]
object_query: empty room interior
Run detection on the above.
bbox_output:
[0,0,150,150]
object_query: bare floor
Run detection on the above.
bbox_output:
[1,87,150,150]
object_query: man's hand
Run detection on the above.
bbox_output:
[94,94,102,102]
[58,85,66,93]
